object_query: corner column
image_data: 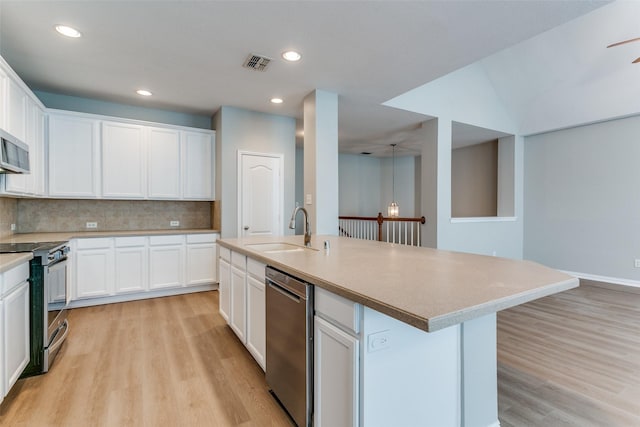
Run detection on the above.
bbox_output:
[303,90,339,235]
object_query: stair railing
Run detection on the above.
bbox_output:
[338,213,426,246]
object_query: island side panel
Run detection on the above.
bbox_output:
[461,313,499,427]
[360,307,461,427]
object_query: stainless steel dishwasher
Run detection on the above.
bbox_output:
[265,266,313,427]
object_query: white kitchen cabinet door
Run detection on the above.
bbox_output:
[218,258,231,322]
[3,281,30,394]
[102,121,146,198]
[314,316,359,427]
[149,244,185,290]
[186,243,216,286]
[2,82,29,195]
[5,78,26,141]
[115,246,148,294]
[75,248,114,299]
[5,98,44,196]
[230,264,246,343]
[246,274,266,370]
[183,131,213,200]
[148,127,181,199]
[48,113,100,197]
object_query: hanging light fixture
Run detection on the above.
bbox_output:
[388,144,399,217]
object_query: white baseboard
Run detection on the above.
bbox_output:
[68,283,217,309]
[561,270,640,289]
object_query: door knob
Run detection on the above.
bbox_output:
[244,226,250,230]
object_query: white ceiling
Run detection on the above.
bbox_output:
[0,1,608,156]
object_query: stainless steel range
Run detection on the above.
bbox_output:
[0,241,70,375]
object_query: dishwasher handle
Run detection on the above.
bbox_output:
[268,281,302,303]
[265,267,309,300]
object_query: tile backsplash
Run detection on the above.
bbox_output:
[0,197,18,238]
[17,199,213,233]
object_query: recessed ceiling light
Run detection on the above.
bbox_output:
[282,50,302,62]
[54,25,82,38]
[136,89,153,96]
[270,98,283,104]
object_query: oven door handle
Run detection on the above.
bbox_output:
[47,259,67,273]
[48,319,69,355]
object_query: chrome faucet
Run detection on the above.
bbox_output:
[289,206,312,247]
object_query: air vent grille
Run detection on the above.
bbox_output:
[243,53,272,72]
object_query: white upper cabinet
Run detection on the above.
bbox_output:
[46,110,215,201]
[183,130,214,200]
[102,121,146,198]
[5,78,26,141]
[48,112,100,198]
[148,127,181,199]
[0,58,47,197]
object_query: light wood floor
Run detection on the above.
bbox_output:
[498,284,640,426]
[2,285,638,426]
[0,291,292,427]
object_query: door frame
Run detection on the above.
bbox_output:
[237,150,285,238]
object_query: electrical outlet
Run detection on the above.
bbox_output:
[635,259,640,268]
[170,220,180,227]
[306,194,312,205]
[86,222,97,229]
[367,330,391,353]
[10,223,16,231]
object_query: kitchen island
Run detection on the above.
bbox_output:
[217,235,578,427]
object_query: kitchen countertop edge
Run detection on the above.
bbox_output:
[0,252,34,273]
[218,236,579,333]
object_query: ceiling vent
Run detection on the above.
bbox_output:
[243,53,272,72]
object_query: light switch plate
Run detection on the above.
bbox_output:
[306,194,312,205]
[170,220,180,227]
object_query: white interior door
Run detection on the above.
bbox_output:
[239,152,283,237]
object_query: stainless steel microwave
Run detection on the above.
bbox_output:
[0,128,30,174]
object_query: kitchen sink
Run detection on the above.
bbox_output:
[245,242,318,254]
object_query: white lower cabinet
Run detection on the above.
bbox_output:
[3,281,30,394]
[314,289,360,427]
[0,261,31,402]
[71,233,218,305]
[114,237,148,294]
[186,234,217,286]
[218,247,266,370]
[75,238,114,299]
[218,258,231,322]
[149,235,185,290]
[246,258,266,370]
[230,263,246,342]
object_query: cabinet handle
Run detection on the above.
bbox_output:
[244,226,250,231]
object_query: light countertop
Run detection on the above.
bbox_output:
[218,235,578,332]
[0,229,220,244]
[0,252,33,273]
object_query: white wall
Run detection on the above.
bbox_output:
[214,106,296,238]
[524,115,640,285]
[338,154,417,218]
[385,62,524,259]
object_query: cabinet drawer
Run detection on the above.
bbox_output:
[1,261,30,296]
[76,237,112,249]
[247,258,266,280]
[315,287,361,335]
[218,246,231,262]
[187,233,218,244]
[231,251,246,269]
[149,235,184,246]
[115,236,147,247]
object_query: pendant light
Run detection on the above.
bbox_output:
[388,144,399,217]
